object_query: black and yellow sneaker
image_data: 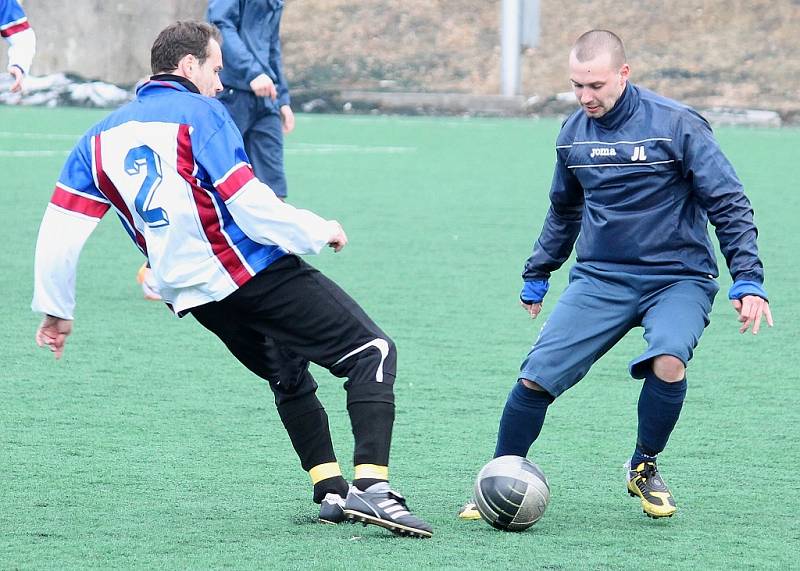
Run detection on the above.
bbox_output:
[625,460,677,518]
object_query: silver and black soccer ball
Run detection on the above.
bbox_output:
[473,455,550,531]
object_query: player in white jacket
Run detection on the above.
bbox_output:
[32,21,431,538]
[1,0,36,92]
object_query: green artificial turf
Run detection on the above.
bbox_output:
[1,106,797,569]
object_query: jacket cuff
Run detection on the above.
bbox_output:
[728,280,768,302]
[520,279,549,304]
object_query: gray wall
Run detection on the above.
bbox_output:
[24,0,204,85]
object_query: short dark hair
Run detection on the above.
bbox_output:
[150,21,222,74]
[572,30,627,68]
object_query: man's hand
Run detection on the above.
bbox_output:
[280,105,295,134]
[327,222,348,253]
[521,301,543,319]
[8,66,23,93]
[35,315,73,359]
[731,295,773,335]
[250,73,277,99]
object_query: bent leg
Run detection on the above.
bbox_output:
[630,277,718,464]
[191,300,347,502]
[497,267,640,457]
[199,256,397,486]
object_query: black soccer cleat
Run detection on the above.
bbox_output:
[625,460,677,518]
[343,483,433,538]
[318,493,347,524]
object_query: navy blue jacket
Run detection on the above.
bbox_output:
[524,83,764,285]
[207,0,290,109]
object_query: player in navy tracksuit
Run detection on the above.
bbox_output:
[461,30,772,520]
[207,0,293,199]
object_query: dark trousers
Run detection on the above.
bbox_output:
[190,255,395,471]
[218,88,287,197]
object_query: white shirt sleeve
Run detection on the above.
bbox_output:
[32,206,99,320]
[224,178,339,255]
[7,27,35,74]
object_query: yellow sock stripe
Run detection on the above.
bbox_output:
[354,464,389,480]
[308,462,343,484]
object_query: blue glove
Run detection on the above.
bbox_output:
[520,280,549,304]
[728,280,769,302]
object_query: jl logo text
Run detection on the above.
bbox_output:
[630,145,647,161]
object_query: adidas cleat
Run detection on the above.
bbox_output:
[318,493,346,524]
[625,460,677,518]
[457,501,481,521]
[343,483,433,538]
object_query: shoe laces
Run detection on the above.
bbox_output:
[387,489,409,509]
[639,462,658,480]
[323,493,345,507]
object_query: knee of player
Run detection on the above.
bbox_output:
[652,355,686,382]
[520,378,547,392]
[385,336,397,357]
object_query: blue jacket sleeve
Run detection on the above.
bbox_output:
[522,143,584,281]
[678,112,764,284]
[207,0,264,86]
[270,14,290,107]
[1,0,27,27]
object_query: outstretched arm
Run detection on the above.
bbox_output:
[678,112,773,335]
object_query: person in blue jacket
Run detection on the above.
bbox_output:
[137,0,294,301]
[207,0,294,200]
[460,29,773,521]
[34,20,431,539]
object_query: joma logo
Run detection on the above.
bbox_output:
[590,148,616,158]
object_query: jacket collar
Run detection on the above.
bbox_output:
[136,74,201,96]
[594,82,638,130]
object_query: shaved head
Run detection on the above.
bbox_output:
[572,30,626,69]
[568,30,630,118]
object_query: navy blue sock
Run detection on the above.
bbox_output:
[631,370,687,466]
[494,381,554,458]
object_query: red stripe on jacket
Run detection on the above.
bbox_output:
[0,20,30,37]
[216,164,256,201]
[50,185,110,219]
[93,134,148,254]
[176,124,251,287]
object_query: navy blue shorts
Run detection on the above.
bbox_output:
[519,264,719,397]
[218,88,287,197]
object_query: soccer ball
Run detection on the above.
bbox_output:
[473,455,550,531]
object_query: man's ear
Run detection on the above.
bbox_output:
[175,53,196,79]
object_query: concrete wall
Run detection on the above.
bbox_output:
[23,0,204,85]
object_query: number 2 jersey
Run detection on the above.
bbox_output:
[32,77,339,318]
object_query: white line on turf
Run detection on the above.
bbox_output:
[286,143,415,154]
[0,131,80,140]
[0,150,69,157]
